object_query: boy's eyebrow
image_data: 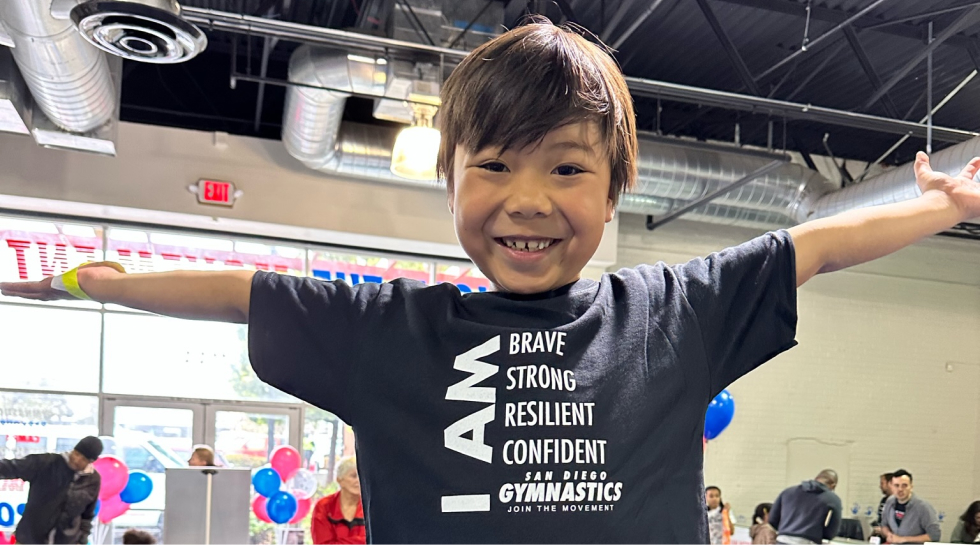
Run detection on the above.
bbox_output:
[546,140,599,156]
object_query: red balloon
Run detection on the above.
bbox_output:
[269,446,302,482]
[252,495,273,523]
[289,497,312,524]
[98,495,130,524]
[93,456,129,500]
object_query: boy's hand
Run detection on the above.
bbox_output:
[915,151,980,222]
[0,262,123,301]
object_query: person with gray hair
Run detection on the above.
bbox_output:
[769,469,842,544]
[311,457,364,544]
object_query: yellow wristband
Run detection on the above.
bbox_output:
[57,262,126,301]
[61,267,91,300]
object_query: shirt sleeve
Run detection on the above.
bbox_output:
[673,230,798,394]
[824,498,843,541]
[248,272,390,423]
[923,503,942,542]
[0,455,40,481]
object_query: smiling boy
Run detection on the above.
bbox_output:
[3,22,980,544]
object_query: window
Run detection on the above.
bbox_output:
[0,305,102,392]
[436,263,492,293]
[309,250,431,284]
[0,217,103,309]
[0,392,99,459]
[102,313,295,403]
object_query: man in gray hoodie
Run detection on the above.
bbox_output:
[769,469,842,544]
[880,470,941,544]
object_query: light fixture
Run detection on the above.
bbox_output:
[390,88,441,181]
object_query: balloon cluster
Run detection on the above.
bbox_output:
[251,446,316,525]
[703,389,735,447]
[93,456,154,524]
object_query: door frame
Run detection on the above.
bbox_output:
[101,395,304,456]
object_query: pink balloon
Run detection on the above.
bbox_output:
[289,497,312,524]
[252,495,272,523]
[93,456,129,500]
[269,446,301,482]
[98,495,130,523]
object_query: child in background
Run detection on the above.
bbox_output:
[750,503,777,545]
[706,486,735,545]
[4,18,980,544]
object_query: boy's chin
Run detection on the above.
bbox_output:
[489,270,574,294]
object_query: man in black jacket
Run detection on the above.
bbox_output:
[0,436,103,544]
[769,469,843,544]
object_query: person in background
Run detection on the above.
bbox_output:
[950,501,980,543]
[706,486,734,545]
[751,503,777,545]
[121,529,156,544]
[880,469,941,544]
[875,472,896,527]
[769,469,842,545]
[0,436,102,544]
[311,457,364,544]
[187,445,216,467]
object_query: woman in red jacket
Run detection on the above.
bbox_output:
[312,457,365,544]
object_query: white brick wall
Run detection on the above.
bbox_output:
[614,215,980,539]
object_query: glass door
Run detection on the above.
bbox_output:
[102,398,205,542]
[205,404,301,470]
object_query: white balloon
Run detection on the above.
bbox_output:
[287,468,318,500]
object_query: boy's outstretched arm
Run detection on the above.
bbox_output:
[0,263,253,323]
[789,152,980,287]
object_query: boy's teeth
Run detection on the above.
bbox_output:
[503,238,554,252]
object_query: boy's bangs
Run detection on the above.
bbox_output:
[457,31,617,156]
[439,22,637,202]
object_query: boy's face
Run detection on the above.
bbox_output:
[449,122,614,294]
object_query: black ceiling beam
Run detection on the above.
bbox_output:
[695,0,761,95]
[753,0,892,83]
[862,0,980,30]
[782,40,847,102]
[713,0,980,50]
[863,6,980,110]
[600,0,636,43]
[842,26,900,118]
[609,0,666,50]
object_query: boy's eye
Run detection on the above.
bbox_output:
[554,165,584,176]
[479,161,509,173]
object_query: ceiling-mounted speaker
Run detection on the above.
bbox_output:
[70,0,207,64]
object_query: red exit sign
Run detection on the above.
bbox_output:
[196,179,239,207]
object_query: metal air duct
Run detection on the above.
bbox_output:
[0,0,120,154]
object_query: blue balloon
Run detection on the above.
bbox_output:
[252,468,282,498]
[94,500,101,517]
[266,491,298,524]
[704,389,735,440]
[120,471,154,504]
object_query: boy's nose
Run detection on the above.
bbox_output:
[504,178,553,218]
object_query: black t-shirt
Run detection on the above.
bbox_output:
[248,231,798,543]
[895,501,908,527]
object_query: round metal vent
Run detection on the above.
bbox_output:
[71,0,207,64]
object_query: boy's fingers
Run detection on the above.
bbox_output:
[957,157,980,181]
[913,151,932,178]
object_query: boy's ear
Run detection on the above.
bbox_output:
[605,198,615,223]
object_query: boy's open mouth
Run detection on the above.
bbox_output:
[495,237,560,253]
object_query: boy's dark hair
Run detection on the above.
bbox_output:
[881,472,894,481]
[122,529,156,544]
[438,20,637,205]
[892,469,912,482]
